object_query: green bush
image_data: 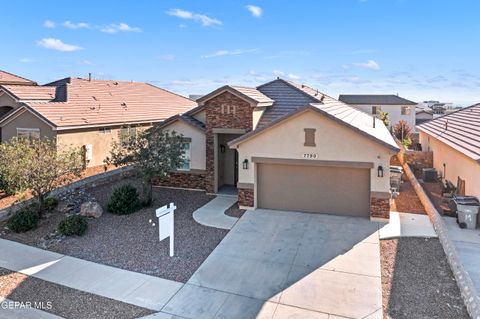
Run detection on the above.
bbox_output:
[58,215,88,236]
[107,184,141,215]
[7,205,40,233]
[43,197,59,212]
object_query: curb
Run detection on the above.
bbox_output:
[402,161,480,319]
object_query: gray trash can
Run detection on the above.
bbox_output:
[453,196,480,229]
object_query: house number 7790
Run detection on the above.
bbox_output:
[303,153,317,159]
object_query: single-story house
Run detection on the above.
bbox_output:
[417,104,480,199]
[0,77,197,167]
[339,94,417,131]
[159,78,399,219]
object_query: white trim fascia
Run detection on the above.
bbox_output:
[55,120,160,131]
[0,107,27,127]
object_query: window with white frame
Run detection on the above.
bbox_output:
[99,127,112,134]
[16,128,40,141]
[119,126,137,144]
[178,142,191,171]
[401,106,411,115]
[372,106,382,115]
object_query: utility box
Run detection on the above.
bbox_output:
[422,168,437,182]
[82,144,93,168]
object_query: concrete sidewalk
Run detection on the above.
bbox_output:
[192,195,238,230]
[0,239,183,311]
[379,211,438,239]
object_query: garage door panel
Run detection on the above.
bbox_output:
[257,163,370,217]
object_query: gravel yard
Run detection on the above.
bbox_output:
[1,178,228,283]
[0,267,154,319]
[390,178,426,215]
[381,237,469,319]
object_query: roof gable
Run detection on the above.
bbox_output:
[229,103,399,152]
[417,104,480,162]
[0,70,36,86]
[196,85,274,107]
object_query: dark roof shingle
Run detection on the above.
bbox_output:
[339,94,417,105]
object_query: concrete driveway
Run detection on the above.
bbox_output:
[162,209,383,319]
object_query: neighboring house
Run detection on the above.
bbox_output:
[0,70,36,119]
[417,104,480,199]
[338,94,417,130]
[0,77,196,167]
[416,108,434,125]
[159,79,399,219]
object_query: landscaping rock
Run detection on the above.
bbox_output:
[79,201,103,218]
[57,188,96,214]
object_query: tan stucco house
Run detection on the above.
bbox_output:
[418,104,480,199]
[158,79,399,219]
[0,76,197,167]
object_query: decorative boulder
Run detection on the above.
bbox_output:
[79,201,103,218]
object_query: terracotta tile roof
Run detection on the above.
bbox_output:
[229,86,274,106]
[1,85,56,100]
[23,78,197,129]
[0,70,36,85]
[197,85,274,107]
[417,104,480,162]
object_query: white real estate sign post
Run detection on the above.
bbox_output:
[155,202,176,257]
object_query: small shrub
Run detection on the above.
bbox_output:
[7,205,39,233]
[43,197,59,212]
[107,184,141,215]
[58,215,88,236]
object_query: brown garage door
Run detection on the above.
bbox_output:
[257,163,371,217]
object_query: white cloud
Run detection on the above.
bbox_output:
[288,74,301,80]
[246,5,262,17]
[37,38,83,52]
[78,60,94,65]
[273,70,285,77]
[166,8,222,27]
[100,23,142,34]
[353,60,380,70]
[201,48,259,58]
[19,58,33,63]
[158,54,175,61]
[43,20,56,28]
[63,21,90,29]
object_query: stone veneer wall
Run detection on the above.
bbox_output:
[370,197,390,219]
[238,188,254,208]
[153,172,206,190]
[205,91,253,193]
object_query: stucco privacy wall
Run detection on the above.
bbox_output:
[236,110,394,193]
[1,110,55,141]
[56,124,151,168]
[420,132,480,198]
[161,120,206,170]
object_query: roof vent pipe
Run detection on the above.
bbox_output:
[88,73,92,81]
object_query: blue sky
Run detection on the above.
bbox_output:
[1,0,479,105]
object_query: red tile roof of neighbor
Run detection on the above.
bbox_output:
[1,85,56,100]
[0,70,36,85]
[8,77,197,129]
[417,104,480,162]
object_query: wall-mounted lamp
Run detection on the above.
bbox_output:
[377,165,384,178]
[243,159,249,170]
[220,144,226,153]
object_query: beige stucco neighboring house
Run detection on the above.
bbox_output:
[158,78,399,219]
[417,104,480,199]
[0,77,197,167]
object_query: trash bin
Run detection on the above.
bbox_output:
[453,196,480,229]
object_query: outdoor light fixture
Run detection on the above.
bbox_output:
[220,144,225,153]
[243,159,249,169]
[377,165,384,178]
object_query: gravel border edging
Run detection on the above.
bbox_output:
[402,161,480,319]
[0,166,135,222]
